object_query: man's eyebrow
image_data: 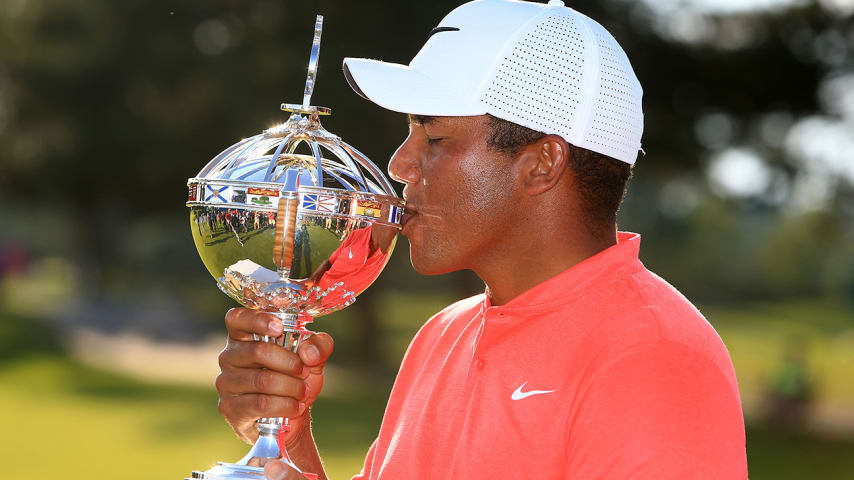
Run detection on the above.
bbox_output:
[408,114,437,126]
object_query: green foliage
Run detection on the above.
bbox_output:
[0,309,63,361]
[1,0,852,302]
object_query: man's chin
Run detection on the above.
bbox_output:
[409,255,459,277]
[406,239,462,276]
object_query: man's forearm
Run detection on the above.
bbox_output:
[286,412,328,480]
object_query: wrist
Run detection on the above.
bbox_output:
[285,409,314,453]
[282,409,327,480]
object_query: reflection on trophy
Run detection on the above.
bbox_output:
[185,15,403,479]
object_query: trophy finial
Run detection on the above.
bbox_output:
[282,15,331,116]
[303,15,323,109]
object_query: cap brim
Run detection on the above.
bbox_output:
[343,58,486,116]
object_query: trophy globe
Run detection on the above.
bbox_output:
[185,16,403,479]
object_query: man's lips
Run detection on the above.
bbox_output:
[400,205,419,234]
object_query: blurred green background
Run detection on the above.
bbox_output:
[1,0,853,478]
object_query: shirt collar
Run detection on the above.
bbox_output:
[483,232,644,315]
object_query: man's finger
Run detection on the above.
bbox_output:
[219,341,308,377]
[264,460,305,480]
[219,393,306,423]
[297,332,334,370]
[216,367,308,399]
[225,308,284,341]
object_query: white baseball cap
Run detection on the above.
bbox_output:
[343,0,644,164]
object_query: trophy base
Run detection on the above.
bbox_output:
[188,462,319,480]
[188,462,265,479]
[185,383,318,480]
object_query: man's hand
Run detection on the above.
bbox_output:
[216,308,334,447]
[264,461,310,480]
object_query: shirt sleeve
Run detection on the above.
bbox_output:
[350,438,378,480]
[565,340,747,479]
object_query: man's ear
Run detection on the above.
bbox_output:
[515,135,569,196]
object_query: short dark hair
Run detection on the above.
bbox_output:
[486,114,633,231]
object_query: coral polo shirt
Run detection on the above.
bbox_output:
[352,232,747,479]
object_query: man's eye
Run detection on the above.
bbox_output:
[427,137,443,146]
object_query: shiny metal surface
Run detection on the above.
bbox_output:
[302,15,323,110]
[189,187,399,318]
[185,14,402,480]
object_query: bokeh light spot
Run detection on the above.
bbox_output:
[194,19,230,56]
[707,147,772,198]
[695,112,737,150]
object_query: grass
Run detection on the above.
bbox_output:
[1,298,853,479]
[705,299,854,418]
[0,308,380,479]
[0,355,382,479]
[746,425,854,478]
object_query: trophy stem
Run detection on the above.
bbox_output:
[254,312,313,430]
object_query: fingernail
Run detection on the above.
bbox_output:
[305,345,320,363]
[303,382,311,401]
[268,320,282,334]
[298,402,306,415]
[301,365,310,378]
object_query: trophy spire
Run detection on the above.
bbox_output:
[282,14,331,116]
[303,15,323,110]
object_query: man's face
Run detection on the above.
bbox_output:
[388,115,515,275]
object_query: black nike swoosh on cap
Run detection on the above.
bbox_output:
[427,26,460,40]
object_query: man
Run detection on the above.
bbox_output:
[215,1,748,478]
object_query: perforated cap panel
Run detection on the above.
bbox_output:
[584,18,644,163]
[479,8,643,164]
[482,11,586,139]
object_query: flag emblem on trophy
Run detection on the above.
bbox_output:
[231,190,247,204]
[356,200,383,219]
[249,196,274,206]
[302,193,336,213]
[206,185,230,203]
[388,205,403,224]
[248,187,280,197]
[188,183,199,202]
[248,187,279,207]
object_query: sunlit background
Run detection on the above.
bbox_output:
[1,0,853,478]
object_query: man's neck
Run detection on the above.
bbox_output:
[477,227,617,306]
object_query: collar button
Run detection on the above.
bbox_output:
[476,358,486,369]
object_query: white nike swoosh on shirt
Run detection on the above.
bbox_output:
[511,382,556,400]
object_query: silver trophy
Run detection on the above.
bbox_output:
[185,15,403,479]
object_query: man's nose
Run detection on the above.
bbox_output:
[387,135,421,185]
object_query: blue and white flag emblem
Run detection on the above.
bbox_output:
[301,194,318,211]
[301,194,336,212]
[206,185,230,203]
[389,205,403,224]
